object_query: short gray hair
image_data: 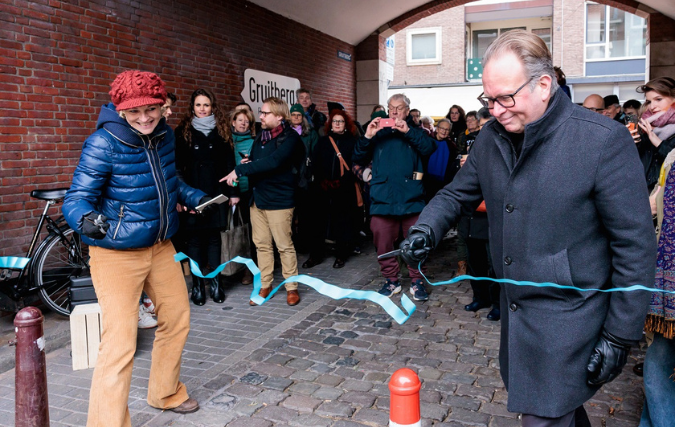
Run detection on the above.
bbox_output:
[483,30,559,95]
[436,118,452,128]
[387,93,410,108]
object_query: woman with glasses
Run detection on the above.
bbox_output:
[175,88,238,306]
[302,109,360,269]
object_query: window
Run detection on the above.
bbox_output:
[471,27,526,59]
[532,28,552,53]
[585,2,646,60]
[407,27,442,65]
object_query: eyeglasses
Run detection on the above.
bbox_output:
[437,127,450,133]
[332,120,345,124]
[584,107,605,113]
[388,105,408,112]
[477,77,534,109]
[259,111,273,117]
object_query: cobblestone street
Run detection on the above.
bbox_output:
[0,236,647,426]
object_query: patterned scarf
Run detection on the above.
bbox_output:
[260,121,285,144]
[642,106,675,142]
[647,164,675,339]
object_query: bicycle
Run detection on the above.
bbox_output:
[0,188,90,316]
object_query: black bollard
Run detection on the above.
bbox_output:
[14,306,49,427]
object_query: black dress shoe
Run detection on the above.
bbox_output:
[302,257,322,268]
[633,362,644,377]
[333,258,345,268]
[464,301,490,312]
[487,308,501,321]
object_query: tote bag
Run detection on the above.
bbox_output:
[220,206,251,276]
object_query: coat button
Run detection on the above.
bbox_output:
[504,256,512,265]
[509,303,518,312]
[505,204,514,213]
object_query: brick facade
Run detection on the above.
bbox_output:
[390,7,465,86]
[0,0,356,256]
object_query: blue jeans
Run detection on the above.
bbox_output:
[639,333,675,427]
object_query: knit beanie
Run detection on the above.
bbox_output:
[371,110,388,120]
[109,70,167,111]
[290,103,304,115]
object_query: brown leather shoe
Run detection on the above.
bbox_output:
[169,397,199,414]
[241,270,253,285]
[287,290,300,306]
[249,286,272,306]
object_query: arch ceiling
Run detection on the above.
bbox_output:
[248,0,675,45]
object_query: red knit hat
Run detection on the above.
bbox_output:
[109,70,167,111]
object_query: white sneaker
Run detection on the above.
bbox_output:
[138,306,158,329]
[142,296,155,315]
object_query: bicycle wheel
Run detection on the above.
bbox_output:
[33,227,90,316]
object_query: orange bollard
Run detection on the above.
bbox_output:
[388,368,421,427]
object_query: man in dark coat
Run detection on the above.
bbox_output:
[399,30,656,425]
[222,97,304,307]
[353,93,437,302]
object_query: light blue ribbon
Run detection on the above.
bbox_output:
[174,252,417,324]
[0,256,30,270]
[421,272,675,295]
[174,253,674,325]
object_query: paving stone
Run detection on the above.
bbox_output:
[262,376,293,391]
[421,402,449,421]
[288,381,320,395]
[289,370,319,381]
[227,382,264,397]
[334,366,365,380]
[203,373,236,390]
[340,379,373,392]
[364,372,390,383]
[442,394,482,411]
[255,405,298,422]
[315,374,344,386]
[253,389,290,405]
[447,407,491,425]
[339,391,376,408]
[240,372,267,385]
[281,394,322,413]
[312,386,344,400]
[335,357,360,367]
[286,358,314,370]
[490,416,523,427]
[227,418,272,427]
[289,413,333,427]
[352,407,390,425]
[316,400,355,417]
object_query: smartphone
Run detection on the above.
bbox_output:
[238,151,249,158]
[625,114,638,132]
[378,118,396,129]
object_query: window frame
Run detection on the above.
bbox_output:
[584,2,646,62]
[406,27,442,66]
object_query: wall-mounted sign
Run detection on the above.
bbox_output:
[241,69,301,115]
[337,50,352,62]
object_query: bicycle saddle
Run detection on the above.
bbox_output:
[30,188,68,201]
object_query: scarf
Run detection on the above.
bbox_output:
[192,115,216,136]
[646,164,675,340]
[427,139,450,182]
[260,122,285,144]
[292,124,302,135]
[643,106,675,142]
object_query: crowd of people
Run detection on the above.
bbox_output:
[60,29,674,427]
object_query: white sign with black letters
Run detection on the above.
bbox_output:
[241,69,301,115]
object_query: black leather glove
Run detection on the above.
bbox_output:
[82,212,110,239]
[197,196,218,216]
[399,224,435,266]
[586,330,635,386]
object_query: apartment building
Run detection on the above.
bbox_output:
[387,0,648,116]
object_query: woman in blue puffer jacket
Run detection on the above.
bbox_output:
[63,70,206,426]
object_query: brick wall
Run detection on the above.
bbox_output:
[0,0,355,256]
[553,0,585,78]
[390,7,466,86]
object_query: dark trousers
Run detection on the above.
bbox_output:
[466,238,499,307]
[307,189,357,260]
[522,406,590,427]
[370,214,423,280]
[186,228,221,273]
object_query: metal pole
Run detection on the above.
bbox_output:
[14,306,50,427]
